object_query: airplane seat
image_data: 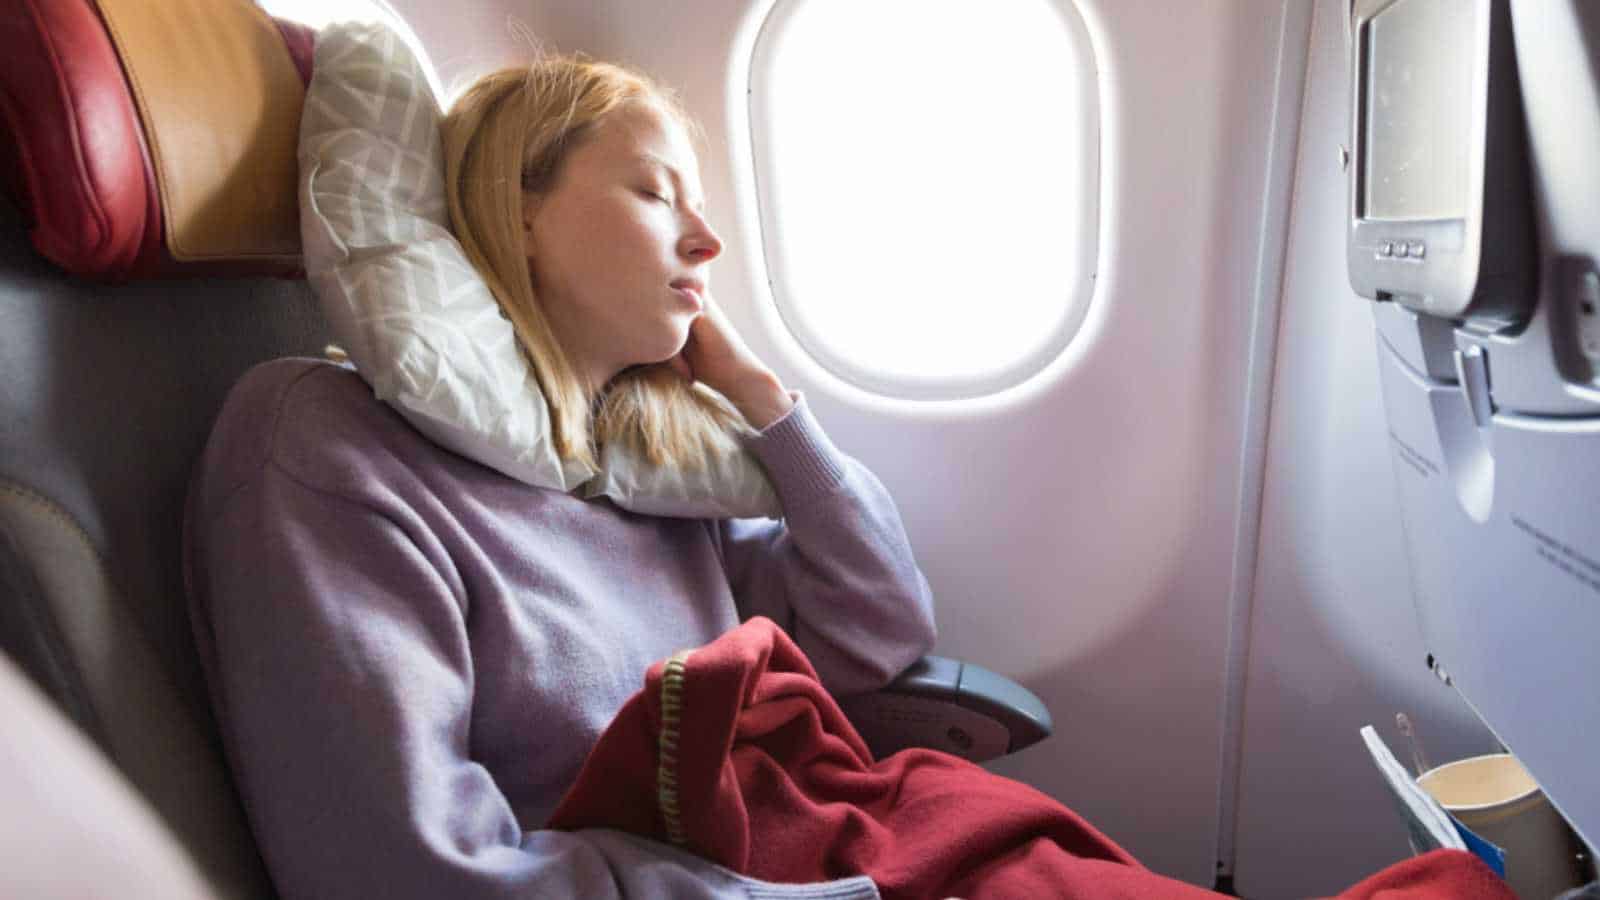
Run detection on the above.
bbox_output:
[0,1,326,896]
[0,3,1051,897]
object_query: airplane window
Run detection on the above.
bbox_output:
[255,0,444,101]
[749,0,1099,400]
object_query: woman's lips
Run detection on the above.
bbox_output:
[670,279,704,311]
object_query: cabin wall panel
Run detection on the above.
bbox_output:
[389,0,596,97]
[1231,1,1498,896]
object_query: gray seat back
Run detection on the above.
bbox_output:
[0,199,328,897]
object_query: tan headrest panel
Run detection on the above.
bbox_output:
[96,0,304,264]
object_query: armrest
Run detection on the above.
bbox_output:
[837,655,1054,764]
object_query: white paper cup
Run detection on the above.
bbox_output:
[1417,754,1579,899]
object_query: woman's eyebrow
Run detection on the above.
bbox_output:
[635,152,676,177]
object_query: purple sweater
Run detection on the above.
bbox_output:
[185,358,937,899]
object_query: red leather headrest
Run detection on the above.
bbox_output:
[0,0,315,280]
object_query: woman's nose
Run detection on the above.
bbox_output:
[680,214,723,264]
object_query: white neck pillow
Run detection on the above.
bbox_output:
[298,21,781,519]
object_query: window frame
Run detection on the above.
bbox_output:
[745,0,1102,401]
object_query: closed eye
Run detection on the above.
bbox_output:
[640,189,671,205]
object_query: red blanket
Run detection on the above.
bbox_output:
[549,618,1512,900]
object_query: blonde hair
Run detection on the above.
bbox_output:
[440,57,750,472]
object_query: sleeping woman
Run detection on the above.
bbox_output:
[184,24,935,900]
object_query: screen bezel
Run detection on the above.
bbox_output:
[1348,0,1510,321]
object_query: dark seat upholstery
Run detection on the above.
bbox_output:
[0,198,327,897]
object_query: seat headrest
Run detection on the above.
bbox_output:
[0,0,315,280]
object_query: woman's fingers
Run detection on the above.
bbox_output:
[679,292,753,385]
[690,293,743,358]
[677,292,793,427]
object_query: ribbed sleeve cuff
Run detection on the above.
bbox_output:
[743,393,849,511]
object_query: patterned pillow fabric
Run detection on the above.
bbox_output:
[298,21,779,519]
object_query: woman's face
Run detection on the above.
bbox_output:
[521,101,723,391]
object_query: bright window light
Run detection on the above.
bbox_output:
[750,0,1099,400]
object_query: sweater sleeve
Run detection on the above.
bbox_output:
[714,396,937,696]
[189,458,878,900]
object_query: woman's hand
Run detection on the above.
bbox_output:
[669,291,795,430]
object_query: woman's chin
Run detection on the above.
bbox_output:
[660,324,696,360]
[627,337,690,371]
[616,319,696,370]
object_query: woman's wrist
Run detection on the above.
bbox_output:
[725,371,794,430]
